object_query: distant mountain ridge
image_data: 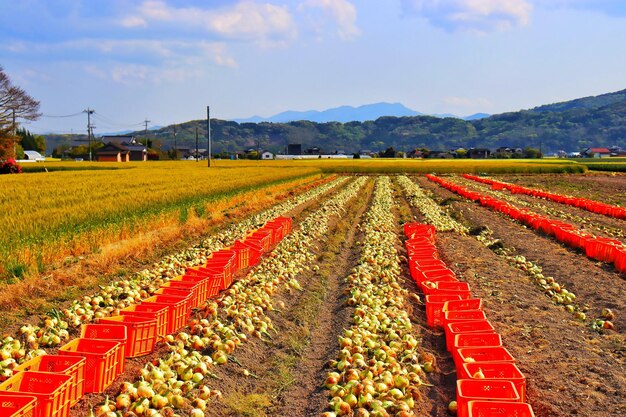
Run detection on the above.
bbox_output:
[529,89,626,113]
[233,102,489,123]
[44,88,626,155]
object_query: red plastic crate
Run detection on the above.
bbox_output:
[426,281,471,299]
[457,379,521,417]
[0,394,37,417]
[99,315,157,357]
[242,239,264,265]
[0,372,72,417]
[262,223,284,245]
[404,222,436,239]
[416,268,457,286]
[210,250,237,277]
[232,240,251,270]
[446,320,496,351]
[413,258,446,269]
[120,303,168,337]
[443,310,488,330]
[247,230,271,252]
[161,280,203,308]
[425,294,462,328]
[454,346,516,372]
[272,216,292,235]
[198,265,231,290]
[443,298,483,313]
[468,400,535,417]
[462,363,527,402]
[453,333,503,365]
[58,338,121,394]
[80,323,127,375]
[142,295,190,334]
[177,275,210,304]
[155,287,196,309]
[14,355,86,407]
[206,276,222,298]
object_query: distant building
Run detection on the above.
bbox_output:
[468,148,491,159]
[304,146,322,155]
[261,151,274,160]
[96,142,130,162]
[100,135,147,161]
[287,144,302,155]
[582,147,611,158]
[22,150,45,162]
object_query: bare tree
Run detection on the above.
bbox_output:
[0,66,41,158]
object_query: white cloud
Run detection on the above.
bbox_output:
[402,0,533,33]
[300,0,360,40]
[8,38,237,85]
[127,0,297,46]
[120,16,148,28]
[443,96,492,108]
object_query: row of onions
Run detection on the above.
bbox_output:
[323,177,431,417]
[92,176,369,417]
[1,176,348,380]
[397,175,467,234]
[442,176,616,330]
[400,175,614,331]
[456,176,624,240]
[475,228,615,330]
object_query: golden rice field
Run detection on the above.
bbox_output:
[0,161,321,281]
[0,157,587,281]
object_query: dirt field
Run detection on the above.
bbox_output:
[7,173,625,417]
[417,175,626,417]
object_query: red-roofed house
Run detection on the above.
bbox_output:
[582,147,611,158]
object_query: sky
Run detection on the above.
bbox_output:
[1,0,626,134]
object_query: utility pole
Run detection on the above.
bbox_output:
[173,124,177,160]
[143,118,151,155]
[195,127,199,162]
[12,108,16,158]
[207,106,211,167]
[84,108,94,161]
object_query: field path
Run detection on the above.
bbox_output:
[276,179,375,416]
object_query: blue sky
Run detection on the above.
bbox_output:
[1,0,626,134]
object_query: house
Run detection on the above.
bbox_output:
[428,150,455,159]
[101,135,147,161]
[172,146,191,159]
[407,149,424,158]
[582,147,611,158]
[96,142,130,162]
[304,147,322,155]
[261,151,274,160]
[468,148,491,159]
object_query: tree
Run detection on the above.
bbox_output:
[0,67,41,159]
[17,128,45,153]
[380,147,397,158]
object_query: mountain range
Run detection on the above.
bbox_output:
[233,103,489,124]
[44,88,626,156]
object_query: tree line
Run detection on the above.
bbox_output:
[0,67,41,160]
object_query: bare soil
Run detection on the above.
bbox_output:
[416,175,626,417]
[498,173,626,207]
[199,178,375,417]
[66,176,353,417]
[457,176,626,242]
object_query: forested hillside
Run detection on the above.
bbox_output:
[46,89,626,155]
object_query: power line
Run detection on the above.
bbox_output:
[93,111,144,128]
[41,111,84,118]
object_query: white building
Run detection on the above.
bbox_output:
[20,150,45,162]
[261,151,274,160]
